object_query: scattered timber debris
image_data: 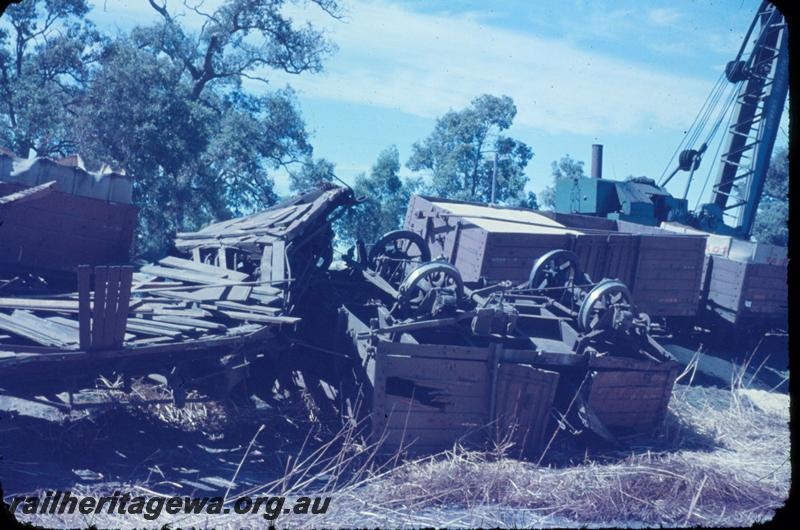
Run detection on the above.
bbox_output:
[0,184,355,406]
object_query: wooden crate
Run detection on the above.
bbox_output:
[371,341,559,455]
[706,255,787,324]
[404,196,705,317]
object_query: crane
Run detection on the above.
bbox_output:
[659,0,788,238]
[554,1,788,241]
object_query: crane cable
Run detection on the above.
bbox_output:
[658,72,727,184]
[694,86,740,211]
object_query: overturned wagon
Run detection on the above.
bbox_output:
[404,195,706,318]
[320,234,679,455]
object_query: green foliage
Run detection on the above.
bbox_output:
[290,156,336,193]
[0,0,341,258]
[340,145,419,246]
[407,94,533,204]
[520,190,540,210]
[0,0,99,157]
[540,154,585,210]
[751,147,788,246]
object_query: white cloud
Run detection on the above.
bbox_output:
[647,7,684,27]
[89,0,713,137]
[273,0,711,136]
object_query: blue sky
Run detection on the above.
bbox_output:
[88,0,787,208]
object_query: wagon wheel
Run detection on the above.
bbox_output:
[577,279,632,332]
[368,230,432,285]
[527,249,586,292]
[397,261,464,316]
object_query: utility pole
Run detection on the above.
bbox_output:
[491,152,498,205]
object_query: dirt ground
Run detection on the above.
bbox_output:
[1,373,789,529]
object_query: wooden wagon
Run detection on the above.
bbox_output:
[332,248,680,456]
[636,223,787,327]
[0,151,137,277]
[404,195,706,318]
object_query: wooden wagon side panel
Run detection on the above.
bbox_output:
[584,358,679,435]
[706,255,747,317]
[741,262,787,317]
[493,363,559,453]
[449,225,489,283]
[403,196,488,282]
[481,233,574,283]
[631,235,705,316]
[707,256,788,322]
[602,234,638,287]
[372,343,491,453]
[572,234,608,283]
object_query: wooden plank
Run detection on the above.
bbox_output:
[0,314,65,347]
[214,300,282,315]
[587,397,667,413]
[152,306,211,318]
[253,284,282,296]
[91,266,109,349]
[589,355,676,372]
[378,342,491,362]
[216,247,228,269]
[159,256,249,281]
[152,315,225,330]
[493,364,558,452]
[113,266,133,346]
[47,316,136,342]
[159,286,228,301]
[381,393,488,415]
[0,311,77,348]
[78,265,91,349]
[127,317,197,333]
[259,244,272,282]
[379,355,488,383]
[125,321,182,337]
[0,298,79,312]
[270,239,286,283]
[101,266,121,347]
[381,426,487,448]
[219,310,300,325]
[226,285,252,302]
[139,265,238,285]
[383,410,486,430]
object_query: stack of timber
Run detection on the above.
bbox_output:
[0,184,355,396]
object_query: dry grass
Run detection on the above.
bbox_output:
[15,377,789,529]
[283,383,788,529]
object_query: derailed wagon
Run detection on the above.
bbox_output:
[313,232,680,455]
